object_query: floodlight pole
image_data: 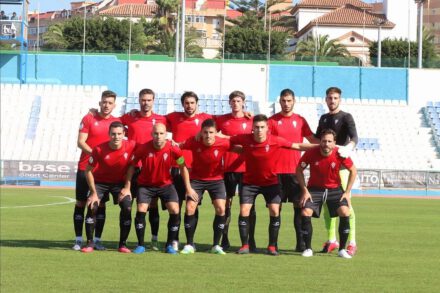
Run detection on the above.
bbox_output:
[416,0,425,68]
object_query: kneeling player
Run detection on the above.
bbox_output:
[296,129,357,259]
[82,122,136,253]
[179,119,231,255]
[124,123,195,254]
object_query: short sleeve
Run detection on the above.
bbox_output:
[341,156,354,169]
[79,115,91,134]
[301,117,314,138]
[89,148,99,167]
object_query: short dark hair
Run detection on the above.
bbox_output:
[101,90,117,100]
[229,90,246,101]
[280,88,295,98]
[253,114,268,124]
[201,118,216,129]
[326,87,342,96]
[109,121,125,133]
[181,91,198,105]
[320,129,337,140]
[139,88,155,99]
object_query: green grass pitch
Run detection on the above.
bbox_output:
[1,187,439,292]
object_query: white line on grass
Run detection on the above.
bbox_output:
[0,196,76,209]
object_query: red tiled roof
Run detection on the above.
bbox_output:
[296,0,372,9]
[99,4,157,17]
[296,4,395,37]
[118,0,146,4]
[226,9,242,19]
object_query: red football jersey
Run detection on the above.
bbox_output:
[230,134,292,186]
[181,137,230,181]
[88,140,136,184]
[78,114,120,171]
[269,113,313,174]
[215,114,253,173]
[299,146,354,189]
[120,112,166,144]
[165,112,212,168]
[131,140,184,187]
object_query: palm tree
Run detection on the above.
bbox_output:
[42,23,68,49]
[295,34,349,60]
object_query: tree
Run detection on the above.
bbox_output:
[42,23,68,49]
[295,34,349,60]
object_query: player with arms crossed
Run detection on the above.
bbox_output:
[124,123,195,254]
[297,129,357,258]
[179,119,231,255]
[268,88,318,252]
[72,90,120,251]
[230,114,315,255]
[214,90,254,251]
[315,87,359,256]
[82,122,136,253]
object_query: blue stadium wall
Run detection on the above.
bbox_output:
[1,53,408,102]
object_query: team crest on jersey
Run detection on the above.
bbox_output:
[265,145,270,152]
[323,118,327,123]
[278,121,282,125]
[242,123,247,130]
[214,149,219,157]
[148,152,154,158]
[94,121,99,126]
[197,148,201,153]
[195,118,200,126]
[331,162,336,169]
[152,118,156,125]
[163,153,169,161]
[89,157,93,164]
[105,155,110,160]
[292,121,297,128]
[314,162,319,166]
[300,162,306,168]
[124,153,128,160]
[334,119,339,125]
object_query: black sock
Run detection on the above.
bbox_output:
[268,216,281,247]
[238,215,249,246]
[135,211,146,246]
[84,208,94,243]
[73,206,85,238]
[301,216,313,250]
[248,206,256,244]
[194,208,199,231]
[94,206,106,239]
[293,207,304,249]
[167,214,180,246]
[119,197,132,248]
[148,206,160,239]
[339,216,350,250]
[213,215,226,246]
[222,207,231,242]
[184,214,197,246]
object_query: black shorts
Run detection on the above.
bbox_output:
[190,179,226,203]
[137,184,179,205]
[303,187,348,218]
[131,167,141,199]
[278,174,301,204]
[171,167,187,202]
[239,184,282,205]
[75,170,89,201]
[224,172,243,198]
[94,182,125,205]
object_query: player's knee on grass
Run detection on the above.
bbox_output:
[137,203,148,213]
[240,204,252,217]
[268,204,280,217]
[213,199,226,216]
[76,200,86,208]
[166,202,179,214]
[337,206,350,217]
[186,200,198,215]
[119,196,132,212]
[302,208,313,217]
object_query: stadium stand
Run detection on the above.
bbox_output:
[1,84,438,171]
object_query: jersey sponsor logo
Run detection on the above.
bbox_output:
[265,145,270,152]
[292,121,297,128]
[214,149,219,157]
[163,153,169,161]
[89,157,94,164]
[148,152,154,158]
[331,162,336,169]
[300,161,307,168]
[105,155,110,160]
[195,118,200,126]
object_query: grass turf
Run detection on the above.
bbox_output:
[1,187,439,292]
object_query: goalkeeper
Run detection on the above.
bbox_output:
[315,87,358,256]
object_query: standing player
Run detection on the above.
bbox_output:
[72,90,120,251]
[269,88,318,252]
[124,123,196,254]
[230,115,314,255]
[120,88,166,251]
[215,90,254,251]
[81,122,136,253]
[297,129,357,259]
[315,87,359,256]
[179,119,230,255]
